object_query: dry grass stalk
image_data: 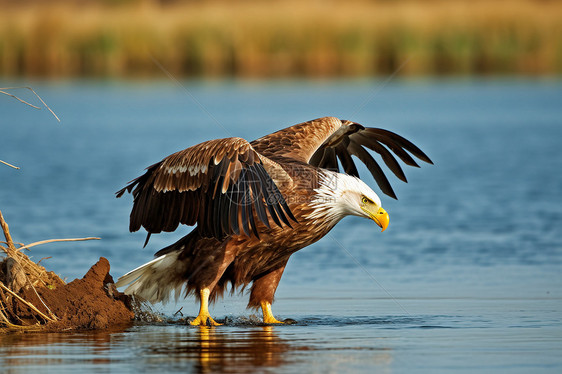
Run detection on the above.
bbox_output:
[16,237,101,252]
[0,160,20,170]
[1,86,60,171]
[0,87,60,122]
[0,87,60,121]
[1,209,100,331]
[0,210,17,254]
[0,282,55,323]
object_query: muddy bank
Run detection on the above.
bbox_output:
[1,257,135,332]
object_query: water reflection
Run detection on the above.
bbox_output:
[0,324,308,373]
[0,321,395,373]
[142,325,302,373]
[0,326,131,371]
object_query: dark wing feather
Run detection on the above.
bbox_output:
[352,133,407,182]
[318,146,339,171]
[238,172,251,237]
[348,140,397,199]
[335,143,359,177]
[116,137,296,242]
[219,179,231,235]
[246,189,259,239]
[301,118,432,199]
[247,165,270,229]
[228,179,241,235]
[254,164,283,228]
[356,131,420,167]
[254,163,294,228]
[363,128,433,164]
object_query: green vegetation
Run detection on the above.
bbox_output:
[0,0,560,77]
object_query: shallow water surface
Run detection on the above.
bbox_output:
[1,78,561,372]
[1,296,560,373]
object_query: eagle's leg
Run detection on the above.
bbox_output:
[190,288,222,326]
[248,262,287,324]
[190,243,237,326]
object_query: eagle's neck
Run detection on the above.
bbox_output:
[305,171,359,229]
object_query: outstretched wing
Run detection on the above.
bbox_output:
[116,137,297,243]
[251,116,433,199]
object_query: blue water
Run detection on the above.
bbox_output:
[1,78,561,373]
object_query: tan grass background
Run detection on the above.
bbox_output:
[0,0,560,77]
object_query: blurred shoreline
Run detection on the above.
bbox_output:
[1,0,560,78]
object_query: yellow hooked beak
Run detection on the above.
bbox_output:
[371,207,389,232]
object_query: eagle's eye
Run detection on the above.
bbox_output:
[361,196,371,205]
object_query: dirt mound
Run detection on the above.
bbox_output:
[2,257,135,331]
[1,209,137,332]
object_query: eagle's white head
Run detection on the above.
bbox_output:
[307,170,389,231]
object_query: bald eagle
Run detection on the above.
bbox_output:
[115,117,432,325]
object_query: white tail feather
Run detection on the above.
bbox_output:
[115,251,186,304]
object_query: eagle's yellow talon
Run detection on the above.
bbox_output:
[190,288,221,326]
[261,301,284,324]
[190,315,222,326]
[263,316,284,324]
